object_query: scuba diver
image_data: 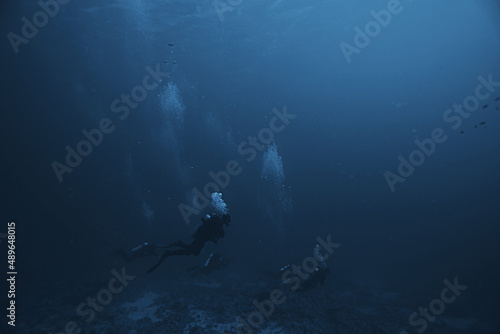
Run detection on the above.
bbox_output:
[147,212,231,273]
[296,243,331,292]
[110,242,159,263]
[186,252,229,278]
[265,244,331,293]
[296,265,331,292]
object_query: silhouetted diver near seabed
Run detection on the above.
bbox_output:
[147,213,231,273]
[263,244,331,293]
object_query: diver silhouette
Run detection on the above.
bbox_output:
[147,213,231,273]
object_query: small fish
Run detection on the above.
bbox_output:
[163,60,168,63]
[479,121,486,125]
[172,60,177,64]
[474,125,478,128]
[495,97,500,101]
[482,104,488,109]
[496,107,500,111]
[168,43,174,47]
[460,130,465,134]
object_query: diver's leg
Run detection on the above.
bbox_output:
[147,239,209,274]
[147,258,166,273]
[166,240,189,248]
[147,247,194,273]
[189,240,206,256]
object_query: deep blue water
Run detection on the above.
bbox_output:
[1,0,500,333]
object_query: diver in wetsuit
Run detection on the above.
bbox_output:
[296,265,331,292]
[147,213,231,273]
[296,244,331,292]
[186,252,228,278]
[266,244,331,293]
